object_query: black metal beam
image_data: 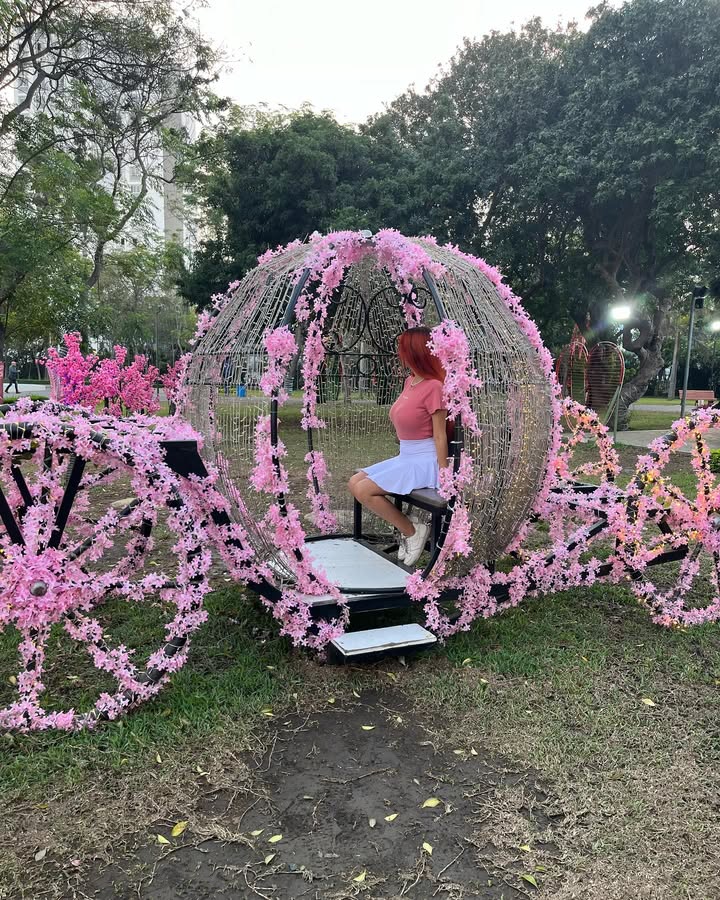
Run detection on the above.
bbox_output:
[48,455,86,550]
[0,481,24,545]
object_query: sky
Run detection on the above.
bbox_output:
[196,0,597,124]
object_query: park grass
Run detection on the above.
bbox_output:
[2,438,720,897]
[627,408,682,431]
[2,581,719,899]
[633,396,680,406]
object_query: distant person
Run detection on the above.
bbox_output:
[4,360,19,394]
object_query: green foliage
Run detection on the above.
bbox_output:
[710,450,720,474]
[179,108,431,305]
[0,0,220,354]
[95,244,196,366]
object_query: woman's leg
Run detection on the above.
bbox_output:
[348,474,415,537]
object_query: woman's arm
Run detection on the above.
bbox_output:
[432,409,449,468]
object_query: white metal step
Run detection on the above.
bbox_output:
[331,623,437,657]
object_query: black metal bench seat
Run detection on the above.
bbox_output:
[352,483,448,554]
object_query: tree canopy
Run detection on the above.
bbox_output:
[368,0,720,406]
[178,108,433,307]
[0,0,219,358]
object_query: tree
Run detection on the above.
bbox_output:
[0,0,220,357]
[370,19,587,347]
[179,108,429,306]
[95,243,196,366]
[546,0,720,414]
[376,0,720,414]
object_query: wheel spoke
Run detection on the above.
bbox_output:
[48,454,86,550]
[0,479,24,545]
[10,465,33,520]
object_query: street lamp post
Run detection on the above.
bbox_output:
[609,303,632,442]
[680,284,708,418]
[710,319,720,398]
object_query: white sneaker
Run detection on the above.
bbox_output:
[397,516,418,562]
[404,522,430,566]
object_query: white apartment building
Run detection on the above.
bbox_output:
[119,111,197,253]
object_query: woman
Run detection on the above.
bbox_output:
[348,327,448,567]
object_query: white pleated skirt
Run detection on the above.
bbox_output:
[362,438,439,494]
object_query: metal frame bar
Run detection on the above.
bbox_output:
[48,454,86,550]
[0,481,24,545]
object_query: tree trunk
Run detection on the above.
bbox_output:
[616,292,672,429]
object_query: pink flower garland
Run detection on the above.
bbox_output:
[0,407,214,731]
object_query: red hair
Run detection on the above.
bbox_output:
[398,327,454,447]
[397,327,445,382]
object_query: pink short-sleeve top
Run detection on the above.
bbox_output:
[389,377,446,440]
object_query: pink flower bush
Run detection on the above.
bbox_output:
[46,333,159,415]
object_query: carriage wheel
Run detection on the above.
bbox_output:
[0,406,212,731]
[511,398,622,563]
[555,398,621,489]
[613,410,720,626]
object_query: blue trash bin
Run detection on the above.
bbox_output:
[236,384,246,397]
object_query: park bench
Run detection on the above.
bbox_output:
[678,389,715,407]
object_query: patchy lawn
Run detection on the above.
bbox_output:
[2,448,720,900]
[626,409,680,431]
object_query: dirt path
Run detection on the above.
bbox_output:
[79,690,564,900]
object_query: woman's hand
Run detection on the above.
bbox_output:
[432,409,450,469]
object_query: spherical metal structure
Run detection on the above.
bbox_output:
[183,234,555,600]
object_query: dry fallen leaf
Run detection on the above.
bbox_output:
[384,813,398,822]
[422,797,441,809]
[422,842,433,855]
[156,835,170,845]
[34,848,47,862]
[352,690,361,698]
[268,834,283,844]
[470,748,478,756]
[519,844,531,852]
[461,658,472,667]
[171,821,188,838]
[8,675,17,686]
[361,725,375,731]
[353,871,367,883]
[327,697,335,704]
[261,708,274,717]
[521,873,539,888]
[264,853,275,865]
[250,829,264,837]
[368,818,376,828]
[641,698,656,707]
[155,753,162,764]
